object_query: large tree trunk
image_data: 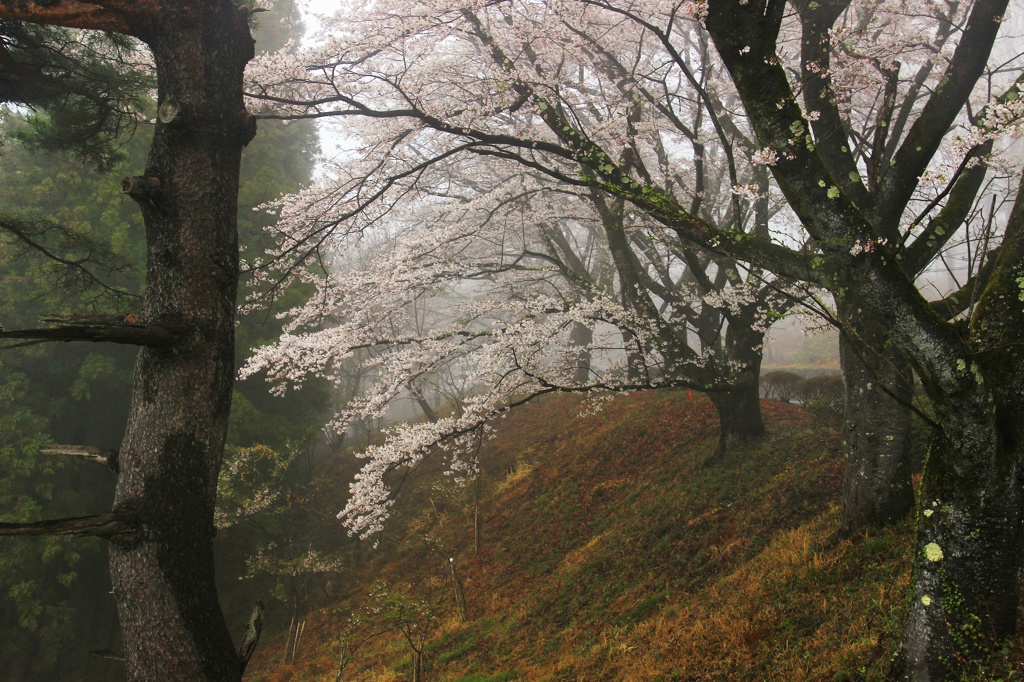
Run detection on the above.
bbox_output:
[892,402,1024,680]
[838,315,915,537]
[707,324,765,461]
[708,383,764,458]
[106,4,255,681]
[892,170,1024,680]
[569,320,593,385]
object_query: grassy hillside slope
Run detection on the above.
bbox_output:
[246,390,924,681]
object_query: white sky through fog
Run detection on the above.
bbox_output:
[291,0,356,165]
[296,0,334,34]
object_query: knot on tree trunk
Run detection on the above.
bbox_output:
[122,175,162,202]
[158,97,192,127]
[237,109,257,146]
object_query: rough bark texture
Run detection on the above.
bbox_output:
[838,317,914,537]
[0,2,255,679]
[105,4,254,678]
[708,383,764,459]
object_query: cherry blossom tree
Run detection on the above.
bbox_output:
[242,0,812,536]
[777,0,1023,539]
[696,1,1024,676]
[241,168,668,537]
[247,0,1024,675]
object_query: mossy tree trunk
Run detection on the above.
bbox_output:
[890,170,1024,679]
[704,0,1022,676]
[895,411,1023,679]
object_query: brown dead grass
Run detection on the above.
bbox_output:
[244,391,932,682]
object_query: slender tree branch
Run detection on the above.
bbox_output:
[901,142,993,274]
[871,0,1009,228]
[0,216,138,305]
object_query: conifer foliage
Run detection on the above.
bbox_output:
[0,2,259,680]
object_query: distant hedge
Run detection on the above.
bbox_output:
[761,370,804,402]
[762,371,844,418]
[799,375,844,418]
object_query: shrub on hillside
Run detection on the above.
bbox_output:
[761,370,805,403]
[797,375,845,418]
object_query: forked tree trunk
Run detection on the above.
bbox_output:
[838,321,914,537]
[104,4,255,680]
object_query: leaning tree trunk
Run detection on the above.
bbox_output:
[837,311,914,537]
[107,4,255,681]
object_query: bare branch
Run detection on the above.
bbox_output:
[0,512,134,538]
[40,444,119,473]
[0,313,183,348]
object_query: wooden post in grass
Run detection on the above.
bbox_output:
[449,558,470,622]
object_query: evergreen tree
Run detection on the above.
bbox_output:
[0,120,147,680]
[0,21,152,170]
[0,3,321,676]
